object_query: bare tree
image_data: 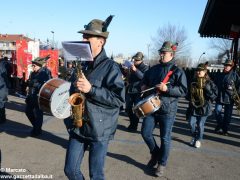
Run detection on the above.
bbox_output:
[151,23,191,62]
[209,38,232,63]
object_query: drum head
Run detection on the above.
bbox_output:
[39,78,71,119]
[50,80,71,119]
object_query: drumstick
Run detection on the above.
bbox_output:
[140,87,156,94]
[141,82,170,94]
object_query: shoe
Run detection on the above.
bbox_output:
[155,164,165,177]
[214,126,221,133]
[189,138,195,146]
[222,131,229,136]
[147,154,158,167]
[195,140,201,148]
[127,125,137,132]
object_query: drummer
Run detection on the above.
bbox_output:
[140,41,187,177]
[25,56,51,137]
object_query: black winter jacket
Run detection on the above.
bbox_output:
[142,59,187,115]
[214,70,240,104]
[70,49,125,141]
[0,61,8,108]
[128,62,149,93]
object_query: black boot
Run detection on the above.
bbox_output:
[147,149,160,167]
[0,108,6,124]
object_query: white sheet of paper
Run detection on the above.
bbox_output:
[62,41,93,61]
[123,60,133,68]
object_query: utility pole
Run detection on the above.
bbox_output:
[198,52,206,63]
[51,31,54,49]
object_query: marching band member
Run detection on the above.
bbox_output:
[140,41,187,177]
[126,52,148,132]
[187,63,218,148]
[25,56,51,137]
[64,16,125,180]
[0,57,9,124]
[214,59,240,135]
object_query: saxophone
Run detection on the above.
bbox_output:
[231,80,240,111]
[190,77,206,108]
[68,63,86,127]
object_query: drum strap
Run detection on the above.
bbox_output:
[162,70,173,83]
[162,64,177,83]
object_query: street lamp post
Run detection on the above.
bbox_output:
[51,31,54,49]
[198,52,206,63]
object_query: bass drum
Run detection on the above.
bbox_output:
[38,78,71,119]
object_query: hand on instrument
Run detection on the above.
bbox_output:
[76,73,92,93]
[130,64,137,72]
[155,82,168,92]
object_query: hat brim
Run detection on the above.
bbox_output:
[222,63,233,66]
[196,68,206,71]
[32,61,42,67]
[78,30,109,38]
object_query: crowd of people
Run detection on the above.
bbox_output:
[0,15,240,179]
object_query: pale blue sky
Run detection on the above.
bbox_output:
[1,0,211,62]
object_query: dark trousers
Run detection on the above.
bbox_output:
[64,137,109,180]
[215,103,234,133]
[25,98,43,132]
[126,93,141,129]
[0,107,6,123]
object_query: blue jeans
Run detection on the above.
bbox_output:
[141,114,175,166]
[64,136,109,180]
[189,115,208,141]
[215,103,234,133]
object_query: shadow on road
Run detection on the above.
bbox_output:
[0,119,68,149]
[107,152,157,177]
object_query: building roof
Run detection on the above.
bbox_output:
[0,34,33,42]
[198,0,240,38]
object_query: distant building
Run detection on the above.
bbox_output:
[208,64,224,72]
[0,34,37,58]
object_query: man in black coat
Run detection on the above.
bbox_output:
[141,41,188,177]
[0,57,9,124]
[214,59,240,135]
[64,16,125,180]
[25,57,50,136]
[126,52,148,131]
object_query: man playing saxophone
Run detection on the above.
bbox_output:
[64,15,125,180]
[187,63,218,148]
[214,59,240,136]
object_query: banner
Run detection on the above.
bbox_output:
[39,50,59,78]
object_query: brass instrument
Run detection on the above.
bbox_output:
[190,77,206,108]
[231,80,240,111]
[68,63,86,127]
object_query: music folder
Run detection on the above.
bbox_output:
[62,41,93,61]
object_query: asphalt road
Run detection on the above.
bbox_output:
[0,95,240,180]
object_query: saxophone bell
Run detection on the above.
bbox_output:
[69,62,86,128]
[69,92,85,127]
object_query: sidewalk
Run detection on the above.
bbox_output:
[0,95,240,180]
